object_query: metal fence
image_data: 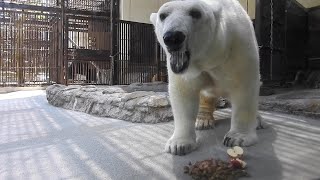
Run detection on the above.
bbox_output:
[0,0,167,87]
[1,0,59,8]
[0,6,60,86]
[67,0,110,12]
[113,20,167,85]
[66,15,112,85]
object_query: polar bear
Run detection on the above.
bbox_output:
[150,0,261,155]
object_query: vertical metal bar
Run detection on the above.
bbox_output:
[119,21,122,84]
[140,23,143,83]
[44,13,47,85]
[129,22,132,84]
[0,7,3,86]
[53,16,56,83]
[36,12,38,84]
[26,12,28,84]
[116,21,120,85]
[110,0,119,85]
[118,21,121,85]
[62,0,68,85]
[4,10,8,86]
[6,11,9,86]
[34,12,36,84]
[5,12,13,85]
[40,12,42,85]
[130,22,132,84]
[49,14,52,83]
[144,24,148,83]
[26,11,29,84]
[141,23,144,83]
[6,10,8,86]
[142,24,145,83]
[129,22,131,84]
[125,22,128,84]
[127,22,130,84]
[10,11,12,86]
[34,12,37,85]
[9,11,12,86]
[254,0,261,46]
[25,13,29,85]
[13,11,16,85]
[39,13,42,85]
[46,14,49,84]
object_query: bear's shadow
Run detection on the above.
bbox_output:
[170,111,283,180]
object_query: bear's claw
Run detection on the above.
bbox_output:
[165,137,197,155]
[195,118,215,130]
[223,131,258,147]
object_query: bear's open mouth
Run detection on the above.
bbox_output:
[169,50,190,74]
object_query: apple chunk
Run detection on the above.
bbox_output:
[233,146,244,158]
[227,148,238,159]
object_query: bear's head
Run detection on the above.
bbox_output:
[150,0,221,74]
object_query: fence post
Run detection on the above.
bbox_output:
[60,0,67,85]
[110,0,119,85]
[156,43,161,81]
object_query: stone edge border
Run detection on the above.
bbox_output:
[46,84,173,123]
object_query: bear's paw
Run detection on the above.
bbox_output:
[223,131,258,147]
[195,117,215,130]
[165,136,198,156]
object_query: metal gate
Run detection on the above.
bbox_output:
[255,0,286,82]
[66,15,112,85]
[0,5,61,86]
[113,20,165,85]
[64,0,114,85]
[0,0,167,87]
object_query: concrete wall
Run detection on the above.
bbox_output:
[239,0,256,19]
[120,0,256,24]
[120,0,169,24]
[296,0,320,9]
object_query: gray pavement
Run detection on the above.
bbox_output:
[0,90,320,180]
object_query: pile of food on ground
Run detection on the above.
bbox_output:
[184,146,249,180]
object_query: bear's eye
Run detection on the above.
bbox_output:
[189,9,201,19]
[159,13,168,21]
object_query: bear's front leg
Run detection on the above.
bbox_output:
[165,76,200,155]
[223,89,259,147]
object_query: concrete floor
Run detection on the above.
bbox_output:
[0,90,320,180]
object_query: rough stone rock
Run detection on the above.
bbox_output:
[259,89,320,119]
[122,81,169,92]
[216,97,230,108]
[46,84,173,123]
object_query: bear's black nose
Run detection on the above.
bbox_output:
[163,31,186,51]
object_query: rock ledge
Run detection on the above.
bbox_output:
[46,84,173,123]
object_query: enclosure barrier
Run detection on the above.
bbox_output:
[113,20,167,85]
[0,0,167,87]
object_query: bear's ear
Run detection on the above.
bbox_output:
[150,13,157,26]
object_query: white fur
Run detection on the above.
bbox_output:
[150,0,261,155]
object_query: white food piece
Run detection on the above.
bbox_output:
[227,148,238,158]
[233,146,244,156]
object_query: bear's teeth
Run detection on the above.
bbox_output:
[180,53,184,67]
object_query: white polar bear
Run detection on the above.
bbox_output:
[150,0,261,155]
